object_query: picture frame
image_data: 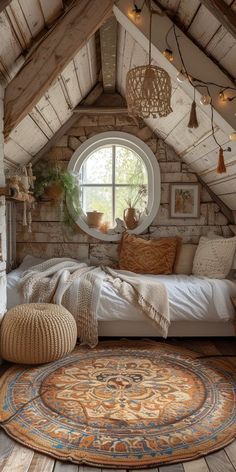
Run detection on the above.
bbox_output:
[169,183,200,218]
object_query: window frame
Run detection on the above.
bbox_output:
[67,131,161,242]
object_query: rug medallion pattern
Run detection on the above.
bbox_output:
[0,341,235,468]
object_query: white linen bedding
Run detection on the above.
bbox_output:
[6,257,236,323]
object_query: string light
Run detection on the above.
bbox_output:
[163,48,174,62]
[163,26,174,62]
[200,94,211,105]
[128,1,145,23]
[229,132,236,141]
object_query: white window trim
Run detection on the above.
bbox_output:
[67,131,161,242]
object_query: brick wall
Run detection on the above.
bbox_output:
[16,114,233,265]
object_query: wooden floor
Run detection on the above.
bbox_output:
[0,338,236,472]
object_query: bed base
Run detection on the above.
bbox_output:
[98,320,235,337]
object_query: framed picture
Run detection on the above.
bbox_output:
[169,183,200,218]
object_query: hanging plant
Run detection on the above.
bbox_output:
[34,168,81,226]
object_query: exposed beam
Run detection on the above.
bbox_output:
[200,0,236,40]
[4,0,114,139]
[100,15,118,92]
[198,175,234,223]
[31,83,103,165]
[0,0,11,14]
[74,106,128,114]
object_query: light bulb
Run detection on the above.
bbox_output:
[177,71,186,83]
[200,94,211,105]
[163,48,174,62]
[229,132,236,141]
[219,91,227,102]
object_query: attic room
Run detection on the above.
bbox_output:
[0,0,236,470]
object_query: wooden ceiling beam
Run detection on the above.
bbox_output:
[0,0,11,14]
[198,175,234,223]
[200,0,236,40]
[100,15,118,92]
[73,106,128,114]
[4,0,114,140]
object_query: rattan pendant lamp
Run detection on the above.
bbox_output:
[126,0,172,119]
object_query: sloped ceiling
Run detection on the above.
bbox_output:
[0,0,236,213]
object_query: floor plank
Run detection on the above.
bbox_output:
[0,430,15,468]
[183,458,209,471]
[206,450,235,472]
[225,441,236,469]
[0,443,34,472]
[159,464,184,471]
[28,452,54,472]
[54,461,79,471]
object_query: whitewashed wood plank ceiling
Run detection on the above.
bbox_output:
[155,0,236,81]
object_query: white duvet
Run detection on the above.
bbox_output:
[7,256,236,323]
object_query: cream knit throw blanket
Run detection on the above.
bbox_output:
[103,266,169,338]
[19,258,170,345]
[19,258,104,347]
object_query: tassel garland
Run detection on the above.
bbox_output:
[188,100,198,128]
[217,147,226,174]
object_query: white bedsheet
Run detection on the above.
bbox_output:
[7,262,236,323]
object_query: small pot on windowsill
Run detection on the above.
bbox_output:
[86,211,104,229]
[124,207,140,229]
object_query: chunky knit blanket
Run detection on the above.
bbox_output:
[19,258,170,346]
[19,258,104,347]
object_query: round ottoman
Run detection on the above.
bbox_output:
[0,303,77,364]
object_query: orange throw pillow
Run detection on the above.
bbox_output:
[119,233,179,274]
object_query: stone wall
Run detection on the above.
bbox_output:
[16,114,232,265]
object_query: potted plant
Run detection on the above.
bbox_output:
[124,185,147,229]
[34,167,81,226]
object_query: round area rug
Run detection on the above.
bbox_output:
[0,340,235,468]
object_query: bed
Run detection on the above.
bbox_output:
[6,255,236,337]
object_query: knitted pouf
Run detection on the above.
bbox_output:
[0,303,77,364]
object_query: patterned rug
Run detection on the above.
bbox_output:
[0,340,235,468]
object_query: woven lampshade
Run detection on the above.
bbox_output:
[126,64,172,119]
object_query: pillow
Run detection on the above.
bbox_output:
[19,255,46,270]
[207,231,236,270]
[174,244,197,275]
[119,233,180,274]
[192,236,236,279]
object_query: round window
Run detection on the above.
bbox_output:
[67,132,160,241]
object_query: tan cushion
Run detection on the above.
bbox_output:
[192,236,236,279]
[174,244,197,275]
[0,303,77,364]
[119,233,180,274]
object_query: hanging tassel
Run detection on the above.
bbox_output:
[188,100,198,128]
[23,200,27,226]
[217,147,226,174]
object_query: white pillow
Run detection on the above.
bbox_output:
[19,255,46,270]
[192,236,236,279]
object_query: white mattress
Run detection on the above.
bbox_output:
[7,258,236,324]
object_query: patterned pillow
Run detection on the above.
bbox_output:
[192,236,236,279]
[119,233,179,274]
